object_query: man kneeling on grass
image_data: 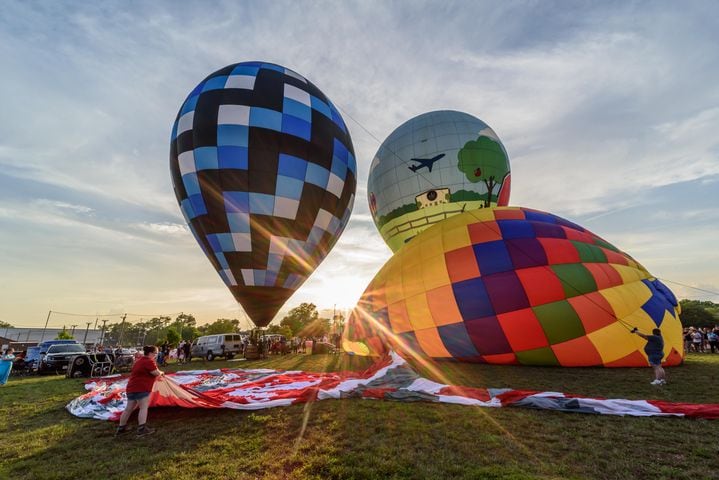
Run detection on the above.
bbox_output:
[116,345,164,437]
[631,327,666,385]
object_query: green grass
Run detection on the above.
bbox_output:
[1,353,719,480]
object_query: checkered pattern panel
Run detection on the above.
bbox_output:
[344,207,684,366]
[170,62,356,326]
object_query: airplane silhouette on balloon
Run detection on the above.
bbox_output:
[408,153,445,173]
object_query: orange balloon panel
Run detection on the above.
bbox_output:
[343,207,684,367]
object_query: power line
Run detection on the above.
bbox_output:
[337,104,442,190]
[2,324,105,329]
[49,311,124,318]
[48,310,184,318]
[657,279,719,297]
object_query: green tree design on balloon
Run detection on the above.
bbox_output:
[457,136,510,207]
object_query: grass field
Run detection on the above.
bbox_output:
[1,353,718,480]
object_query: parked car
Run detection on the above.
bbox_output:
[38,339,79,353]
[113,348,137,371]
[29,340,82,373]
[22,346,42,371]
[38,343,87,374]
[190,334,243,361]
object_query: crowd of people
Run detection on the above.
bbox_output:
[684,326,719,353]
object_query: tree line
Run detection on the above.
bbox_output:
[92,303,343,346]
[679,299,719,328]
[13,299,719,344]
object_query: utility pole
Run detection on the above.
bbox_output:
[99,319,109,346]
[332,304,337,336]
[94,317,98,330]
[161,317,170,343]
[70,324,77,336]
[117,314,128,347]
[82,322,92,345]
[39,310,51,343]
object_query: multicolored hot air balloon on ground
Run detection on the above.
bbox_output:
[170,62,356,327]
[368,110,511,252]
[343,207,684,367]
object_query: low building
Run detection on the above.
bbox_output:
[0,328,105,351]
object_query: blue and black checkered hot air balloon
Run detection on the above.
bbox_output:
[170,62,356,327]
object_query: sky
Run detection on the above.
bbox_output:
[1,1,718,329]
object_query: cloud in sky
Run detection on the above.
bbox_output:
[1,1,718,327]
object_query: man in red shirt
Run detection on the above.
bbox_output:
[115,345,164,437]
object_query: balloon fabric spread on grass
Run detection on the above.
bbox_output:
[66,352,719,420]
[343,207,684,367]
[368,111,511,253]
[169,62,356,327]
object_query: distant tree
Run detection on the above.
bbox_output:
[280,303,319,337]
[200,319,240,335]
[184,327,201,341]
[165,327,181,345]
[298,318,330,338]
[56,327,74,340]
[103,317,161,346]
[266,324,293,338]
[680,300,719,328]
[0,320,13,328]
[141,316,172,345]
[175,313,197,327]
[173,313,197,341]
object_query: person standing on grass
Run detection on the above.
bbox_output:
[177,341,185,364]
[691,329,703,353]
[708,329,719,354]
[183,340,191,363]
[631,327,666,385]
[116,345,164,437]
[683,328,692,353]
[0,348,15,385]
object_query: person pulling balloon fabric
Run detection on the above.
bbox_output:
[631,327,666,385]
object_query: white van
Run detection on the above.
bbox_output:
[190,333,244,361]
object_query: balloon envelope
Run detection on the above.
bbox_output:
[170,62,356,326]
[368,110,511,252]
[343,207,684,367]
